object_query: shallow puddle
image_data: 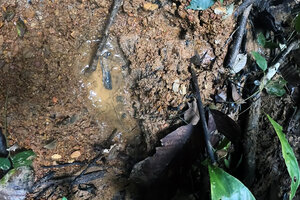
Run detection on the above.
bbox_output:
[75,37,139,140]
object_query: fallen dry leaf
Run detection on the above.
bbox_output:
[130,124,194,184]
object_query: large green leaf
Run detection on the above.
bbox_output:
[265,78,287,97]
[186,0,216,10]
[209,164,256,200]
[251,51,267,71]
[267,115,300,200]
[0,157,11,170]
[11,150,36,168]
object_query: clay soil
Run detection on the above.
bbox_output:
[0,0,299,199]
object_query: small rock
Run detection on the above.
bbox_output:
[180,85,187,95]
[143,2,159,11]
[172,79,180,93]
[70,150,81,159]
[51,154,62,160]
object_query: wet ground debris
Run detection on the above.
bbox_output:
[30,153,105,199]
[85,0,123,74]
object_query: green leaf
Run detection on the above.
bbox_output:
[0,168,16,185]
[294,14,300,33]
[251,51,267,71]
[0,157,11,170]
[11,150,36,168]
[186,0,216,10]
[257,33,266,47]
[267,115,300,200]
[62,197,68,200]
[209,164,256,200]
[265,78,287,97]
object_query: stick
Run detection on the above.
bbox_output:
[190,67,216,164]
[227,5,252,69]
[84,0,123,74]
[234,0,257,17]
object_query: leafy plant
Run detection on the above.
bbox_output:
[11,150,36,168]
[265,77,287,97]
[187,0,216,10]
[209,164,256,200]
[0,150,35,170]
[257,33,279,49]
[267,115,300,200]
[251,51,267,71]
[0,157,11,170]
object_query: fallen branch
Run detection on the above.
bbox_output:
[226,5,252,69]
[190,67,216,164]
[84,0,123,74]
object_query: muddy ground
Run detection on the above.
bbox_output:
[0,0,299,199]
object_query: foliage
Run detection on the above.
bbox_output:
[257,33,278,49]
[0,150,35,171]
[187,0,216,10]
[265,77,287,97]
[11,150,36,168]
[0,157,11,170]
[209,164,256,200]
[267,115,300,200]
[257,33,266,47]
[251,51,267,71]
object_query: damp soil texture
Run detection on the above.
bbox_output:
[0,0,299,199]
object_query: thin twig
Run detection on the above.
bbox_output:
[84,0,123,73]
[190,67,216,164]
[227,5,252,69]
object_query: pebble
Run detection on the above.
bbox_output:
[70,150,81,158]
[51,154,62,160]
[172,79,180,93]
[143,2,158,11]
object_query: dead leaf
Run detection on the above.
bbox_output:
[231,84,245,104]
[184,99,199,125]
[130,124,194,184]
